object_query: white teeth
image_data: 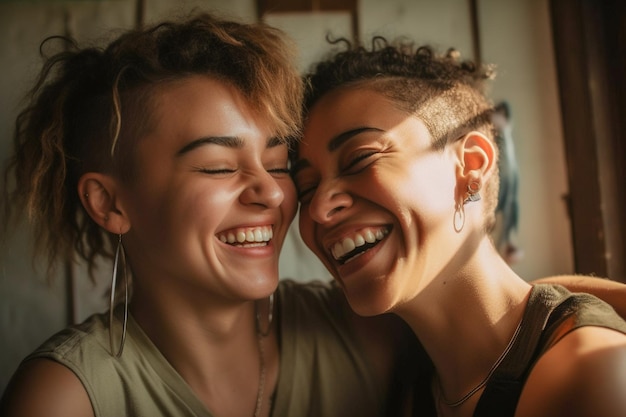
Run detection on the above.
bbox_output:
[342,238,356,254]
[217,226,273,245]
[330,227,389,261]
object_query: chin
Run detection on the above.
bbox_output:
[246,272,280,298]
[341,278,395,317]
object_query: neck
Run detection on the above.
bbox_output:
[130,290,279,417]
[395,239,532,410]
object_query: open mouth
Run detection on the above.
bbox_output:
[217,226,273,247]
[329,226,390,264]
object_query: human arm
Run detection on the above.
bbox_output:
[532,275,626,319]
[0,358,94,417]
[516,326,626,417]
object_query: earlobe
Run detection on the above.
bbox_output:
[78,173,130,234]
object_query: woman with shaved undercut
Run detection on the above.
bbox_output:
[295,38,626,417]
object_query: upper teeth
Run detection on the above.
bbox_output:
[330,227,388,260]
[218,226,273,244]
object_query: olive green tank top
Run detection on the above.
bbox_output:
[24,279,387,417]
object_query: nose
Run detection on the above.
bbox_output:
[307,180,353,224]
[240,170,285,208]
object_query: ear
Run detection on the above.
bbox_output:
[457,131,496,180]
[78,173,131,234]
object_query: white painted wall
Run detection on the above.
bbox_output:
[478,0,574,279]
[0,0,574,392]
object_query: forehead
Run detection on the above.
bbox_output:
[127,75,282,166]
[153,77,263,129]
[147,76,285,147]
[296,87,435,170]
[306,86,414,129]
[300,87,414,151]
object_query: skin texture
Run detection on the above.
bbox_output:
[295,85,626,417]
[2,75,295,417]
[3,44,626,417]
[2,77,625,417]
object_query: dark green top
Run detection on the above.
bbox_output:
[412,283,626,417]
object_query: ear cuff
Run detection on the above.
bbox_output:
[463,181,481,204]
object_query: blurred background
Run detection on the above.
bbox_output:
[1,0,624,393]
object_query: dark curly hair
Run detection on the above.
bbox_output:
[1,12,303,277]
[302,36,500,231]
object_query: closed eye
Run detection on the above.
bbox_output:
[195,167,236,175]
[268,167,290,174]
[297,185,317,204]
[344,151,378,173]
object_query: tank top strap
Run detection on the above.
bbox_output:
[473,284,569,417]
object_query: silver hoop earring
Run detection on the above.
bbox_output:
[109,234,128,357]
[255,293,274,338]
[453,203,465,232]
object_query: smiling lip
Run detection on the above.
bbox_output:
[327,226,390,264]
[217,225,273,247]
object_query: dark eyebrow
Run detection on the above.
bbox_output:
[176,136,244,156]
[176,135,283,156]
[292,127,382,177]
[328,127,383,151]
[267,136,284,148]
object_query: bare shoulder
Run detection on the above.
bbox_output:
[0,358,94,417]
[516,326,626,417]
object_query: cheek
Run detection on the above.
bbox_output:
[380,158,456,220]
[280,178,298,222]
[169,187,226,237]
[297,208,316,251]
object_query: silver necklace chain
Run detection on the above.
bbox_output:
[253,331,266,417]
[437,319,523,409]
[253,294,274,417]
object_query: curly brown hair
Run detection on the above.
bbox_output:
[1,12,303,276]
[302,37,500,231]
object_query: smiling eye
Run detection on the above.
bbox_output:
[298,185,317,204]
[195,167,236,175]
[344,150,378,173]
[267,167,290,175]
[294,179,318,204]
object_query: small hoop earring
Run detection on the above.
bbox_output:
[453,203,465,232]
[255,293,274,338]
[109,234,129,358]
[463,181,482,204]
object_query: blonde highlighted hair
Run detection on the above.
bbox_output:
[2,12,303,276]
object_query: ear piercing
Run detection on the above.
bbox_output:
[83,192,109,222]
[463,181,481,204]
